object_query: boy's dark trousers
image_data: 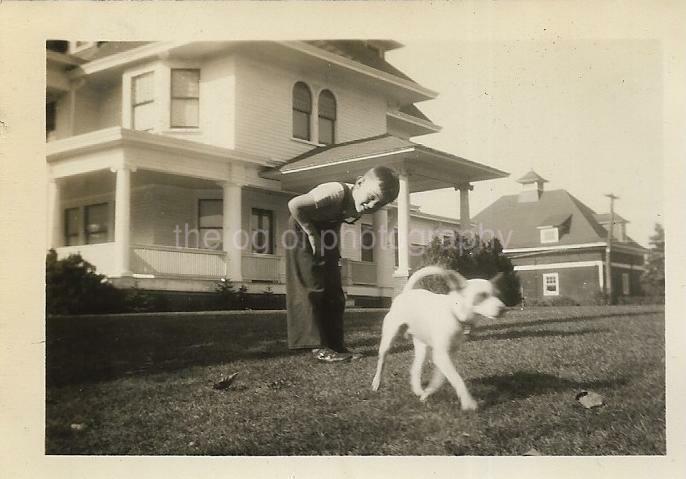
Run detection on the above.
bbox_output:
[286,217,346,352]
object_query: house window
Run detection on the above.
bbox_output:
[198,199,223,250]
[171,69,200,128]
[64,207,80,246]
[292,82,312,141]
[251,208,274,254]
[622,272,630,296]
[540,227,559,243]
[84,203,109,244]
[318,89,336,145]
[542,272,560,296]
[361,224,374,262]
[46,102,56,139]
[132,72,155,131]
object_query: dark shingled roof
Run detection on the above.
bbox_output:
[594,212,629,224]
[473,189,644,249]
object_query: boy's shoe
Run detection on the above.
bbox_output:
[314,348,352,362]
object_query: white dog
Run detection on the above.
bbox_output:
[371,266,506,410]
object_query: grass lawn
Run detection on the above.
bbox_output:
[46,305,665,455]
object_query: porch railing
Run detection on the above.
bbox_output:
[56,243,117,277]
[131,244,227,278]
[341,258,377,286]
[242,254,284,283]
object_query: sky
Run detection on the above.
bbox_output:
[387,39,663,247]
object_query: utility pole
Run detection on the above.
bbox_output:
[605,194,619,304]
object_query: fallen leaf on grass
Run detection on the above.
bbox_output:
[523,448,542,456]
[575,390,604,409]
[213,372,239,390]
[70,423,87,432]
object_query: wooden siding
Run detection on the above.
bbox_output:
[233,54,388,162]
[131,244,226,277]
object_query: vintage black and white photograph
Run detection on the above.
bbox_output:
[2,2,684,477]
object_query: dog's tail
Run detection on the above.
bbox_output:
[403,265,467,293]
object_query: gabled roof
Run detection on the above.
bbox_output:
[537,213,571,229]
[472,189,643,250]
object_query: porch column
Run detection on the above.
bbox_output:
[222,182,243,282]
[458,182,473,230]
[373,208,391,287]
[47,178,62,249]
[113,165,133,276]
[394,170,410,280]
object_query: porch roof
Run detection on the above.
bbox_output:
[262,134,509,193]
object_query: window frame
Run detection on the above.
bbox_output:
[64,207,81,246]
[198,199,223,250]
[317,89,337,145]
[540,227,559,244]
[292,82,313,141]
[84,202,109,245]
[131,71,155,132]
[360,223,374,263]
[542,272,560,296]
[250,208,275,255]
[170,68,200,129]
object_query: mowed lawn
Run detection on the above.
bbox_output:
[46,305,665,456]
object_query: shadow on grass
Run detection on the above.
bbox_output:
[472,371,629,408]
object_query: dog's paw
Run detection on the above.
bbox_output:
[460,398,478,411]
[371,376,381,391]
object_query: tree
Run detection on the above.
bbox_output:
[418,232,522,306]
[641,223,665,296]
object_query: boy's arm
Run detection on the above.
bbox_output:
[288,194,322,256]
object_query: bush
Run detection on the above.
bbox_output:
[526,295,580,307]
[418,234,522,306]
[616,295,665,305]
[46,249,125,315]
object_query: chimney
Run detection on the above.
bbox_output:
[517,170,548,203]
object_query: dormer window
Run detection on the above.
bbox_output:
[540,227,559,243]
[292,82,312,141]
[171,69,200,128]
[318,90,336,145]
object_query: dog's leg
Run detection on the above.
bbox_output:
[419,365,446,402]
[410,338,427,397]
[371,313,400,391]
[430,349,478,411]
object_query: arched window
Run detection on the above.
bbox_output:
[292,82,312,141]
[318,89,336,145]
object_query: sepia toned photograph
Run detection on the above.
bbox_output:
[2,3,684,478]
[43,37,665,456]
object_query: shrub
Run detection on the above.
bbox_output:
[526,295,580,307]
[215,277,237,309]
[418,234,522,306]
[46,249,125,315]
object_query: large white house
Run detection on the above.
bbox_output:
[46,40,508,303]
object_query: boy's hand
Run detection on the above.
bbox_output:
[308,232,322,257]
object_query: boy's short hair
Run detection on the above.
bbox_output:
[365,166,400,203]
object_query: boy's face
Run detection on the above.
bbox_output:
[352,176,386,214]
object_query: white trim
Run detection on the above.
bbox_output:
[504,242,607,253]
[281,41,438,101]
[386,110,442,133]
[513,260,603,271]
[281,147,416,174]
[539,227,559,244]
[542,272,560,296]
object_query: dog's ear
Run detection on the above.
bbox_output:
[445,270,468,291]
[490,272,504,285]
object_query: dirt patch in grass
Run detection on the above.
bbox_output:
[46,305,665,455]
